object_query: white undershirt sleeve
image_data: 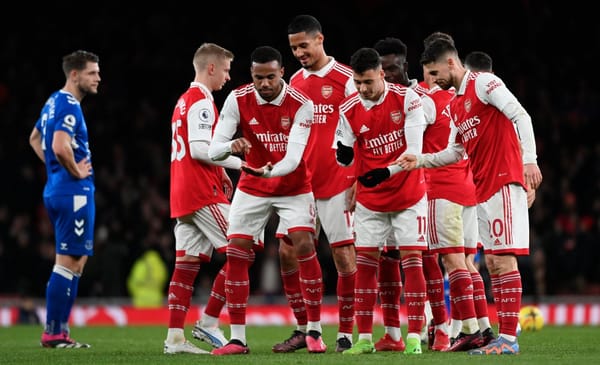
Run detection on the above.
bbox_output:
[475,73,537,164]
[416,123,464,168]
[208,92,240,161]
[187,99,242,169]
[190,141,242,169]
[264,101,313,177]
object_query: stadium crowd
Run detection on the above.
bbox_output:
[1,3,598,306]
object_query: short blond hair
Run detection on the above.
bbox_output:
[193,43,234,72]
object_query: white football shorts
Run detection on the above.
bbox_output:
[477,183,529,256]
[174,203,230,261]
[426,198,478,254]
[355,195,428,251]
[229,190,316,241]
[276,189,354,247]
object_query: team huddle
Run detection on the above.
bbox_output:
[32,13,542,356]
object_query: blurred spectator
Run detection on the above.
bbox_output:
[17,297,41,325]
[127,247,168,308]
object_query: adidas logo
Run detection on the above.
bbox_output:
[359,125,370,133]
[168,293,177,300]
[249,118,259,125]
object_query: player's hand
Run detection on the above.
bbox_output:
[336,141,354,166]
[76,156,93,179]
[231,138,252,155]
[358,168,390,187]
[396,154,418,170]
[523,163,542,190]
[241,162,273,177]
[527,188,536,208]
[526,182,536,208]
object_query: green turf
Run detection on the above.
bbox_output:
[1,325,598,364]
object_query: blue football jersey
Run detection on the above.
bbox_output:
[35,90,94,196]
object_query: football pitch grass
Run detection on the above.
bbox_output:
[1,324,598,364]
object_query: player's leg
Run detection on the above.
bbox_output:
[41,194,92,349]
[164,215,209,354]
[213,191,270,355]
[272,234,307,353]
[190,203,235,349]
[375,248,405,352]
[395,196,428,355]
[466,252,495,344]
[343,203,386,355]
[463,205,495,344]
[422,251,449,351]
[443,252,482,351]
[317,192,356,351]
[469,184,528,355]
[277,192,326,353]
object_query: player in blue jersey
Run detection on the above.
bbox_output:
[29,50,100,349]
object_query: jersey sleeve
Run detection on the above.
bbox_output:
[475,73,537,164]
[55,97,81,136]
[287,100,313,145]
[403,89,426,155]
[208,91,240,161]
[334,110,356,148]
[187,98,215,143]
[420,94,437,126]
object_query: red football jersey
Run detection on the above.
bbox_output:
[450,72,525,202]
[338,83,426,212]
[418,86,477,206]
[289,59,356,199]
[170,83,229,218]
[232,83,312,197]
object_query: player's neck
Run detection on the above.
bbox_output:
[454,68,468,90]
[194,75,212,92]
[62,83,84,102]
[310,54,331,72]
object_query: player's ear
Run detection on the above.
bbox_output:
[316,33,324,45]
[207,63,215,75]
[448,56,458,68]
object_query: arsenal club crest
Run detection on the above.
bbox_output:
[464,99,472,112]
[281,116,291,130]
[390,110,403,124]
[321,85,333,99]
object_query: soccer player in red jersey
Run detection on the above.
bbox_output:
[165,43,250,355]
[398,38,542,355]
[335,47,428,355]
[373,36,494,352]
[271,14,358,353]
[208,46,326,355]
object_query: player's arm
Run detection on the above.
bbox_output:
[396,122,464,171]
[29,126,45,163]
[242,101,313,177]
[187,99,242,170]
[52,130,91,179]
[333,111,356,166]
[476,72,542,189]
[208,92,250,161]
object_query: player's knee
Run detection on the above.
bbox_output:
[332,245,356,271]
